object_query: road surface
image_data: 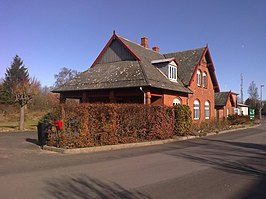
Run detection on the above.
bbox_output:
[0,121,265,199]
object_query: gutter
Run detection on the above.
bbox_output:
[140,87,146,104]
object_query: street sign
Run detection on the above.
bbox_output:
[250,109,255,120]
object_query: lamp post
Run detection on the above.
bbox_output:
[260,85,264,120]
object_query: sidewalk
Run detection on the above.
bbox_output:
[43,124,260,154]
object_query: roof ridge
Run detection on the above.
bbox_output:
[163,46,206,55]
[117,35,163,55]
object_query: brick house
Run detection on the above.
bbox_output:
[54,33,236,122]
[215,91,238,120]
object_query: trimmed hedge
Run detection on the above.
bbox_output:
[47,104,175,148]
[173,104,192,136]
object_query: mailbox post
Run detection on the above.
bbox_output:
[54,120,63,147]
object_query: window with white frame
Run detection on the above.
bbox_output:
[168,64,177,81]
[197,70,201,86]
[193,100,200,120]
[173,98,181,106]
[205,101,210,119]
[203,72,207,88]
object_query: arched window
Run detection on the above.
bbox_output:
[203,72,207,88]
[205,101,210,119]
[193,100,200,120]
[197,70,201,86]
[173,98,181,106]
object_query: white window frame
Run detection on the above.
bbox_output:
[169,64,177,82]
[194,100,200,120]
[205,101,210,119]
[173,98,181,106]
[197,70,201,86]
[203,72,207,88]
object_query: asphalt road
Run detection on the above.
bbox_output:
[0,121,265,199]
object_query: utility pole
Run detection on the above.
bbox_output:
[240,73,243,104]
[260,85,264,120]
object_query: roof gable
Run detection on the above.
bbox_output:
[215,92,230,106]
[164,47,205,86]
[215,91,236,107]
[91,34,140,67]
[164,47,220,92]
[98,39,136,64]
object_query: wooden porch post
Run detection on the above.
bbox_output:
[146,91,151,105]
[59,93,66,103]
[109,90,116,103]
[82,91,87,103]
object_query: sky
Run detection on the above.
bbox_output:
[0,0,266,100]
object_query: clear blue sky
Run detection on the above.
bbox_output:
[1,0,265,100]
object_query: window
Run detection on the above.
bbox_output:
[193,100,200,120]
[205,101,210,119]
[173,98,181,106]
[197,70,201,86]
[227,109,229,117]
[203,72,207,88]
[169,64,177,81]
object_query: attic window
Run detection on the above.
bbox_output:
[197,70,201,86]
[203,72,207,88]
[169,64,177,81]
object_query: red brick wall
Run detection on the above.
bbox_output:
[187,61,215,122]
[216,93,238,120]
[163,94,187,106]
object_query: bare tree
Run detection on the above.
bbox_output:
[13,77,40,130]
[53,67,79,88]
[246,81,260,115]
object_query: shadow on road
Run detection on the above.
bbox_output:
[26,138,38,145]
[166,138,266,198]
[45,175,151,199]
[169,138,266,177]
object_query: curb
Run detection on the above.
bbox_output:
[42,124,261,154]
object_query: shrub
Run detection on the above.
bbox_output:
[173,104,192,136]
[227,114,250,125]
[46,104,175,148]
[192,119,229,135]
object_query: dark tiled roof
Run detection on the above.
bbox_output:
[54,35,199,94]
[164,47,206,86]
[215,92,230,106]
[53,61,147,91]
[118,36,191,93]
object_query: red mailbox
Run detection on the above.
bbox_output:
[54,120,63,131]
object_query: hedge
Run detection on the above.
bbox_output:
[47,104,175,148]
[173,104,192,136]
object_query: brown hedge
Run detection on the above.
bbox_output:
[47,104,174,148]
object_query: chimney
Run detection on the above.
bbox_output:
[152,46,160,53]
[141,37,148,48]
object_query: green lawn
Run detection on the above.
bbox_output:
[0,120,38,132]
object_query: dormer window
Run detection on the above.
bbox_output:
[151,58,177,82]
[169,63,177,81]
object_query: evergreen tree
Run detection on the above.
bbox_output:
[2,55,29,104]
[2,55,39,130]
